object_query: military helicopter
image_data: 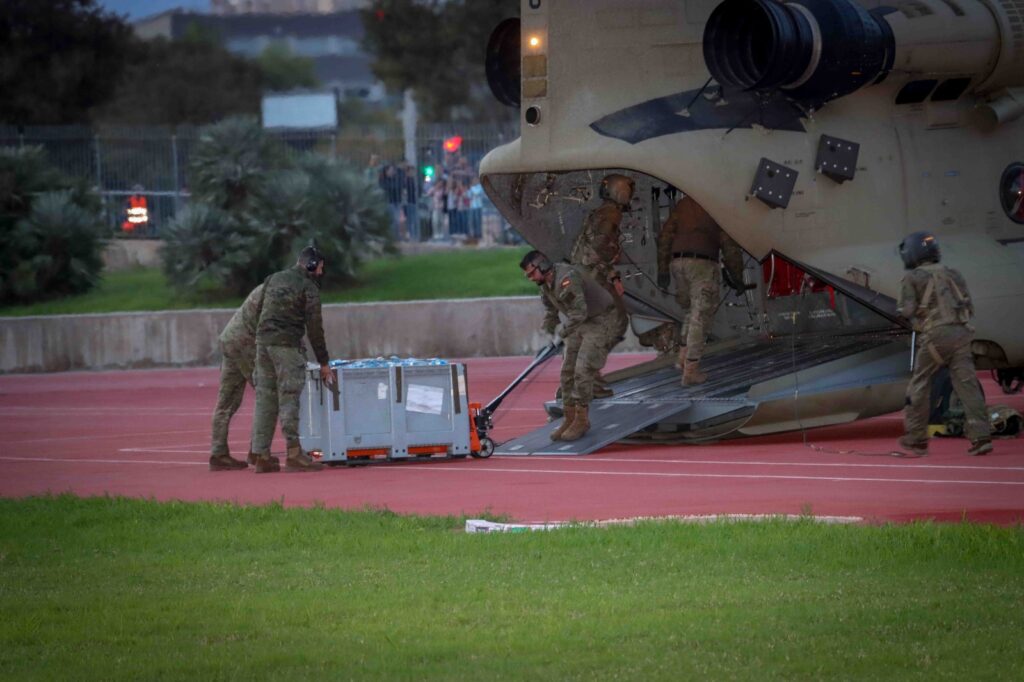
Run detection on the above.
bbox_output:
[478,0,1024,454]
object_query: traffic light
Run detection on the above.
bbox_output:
[422,164,435,182]
[443,135,463,154]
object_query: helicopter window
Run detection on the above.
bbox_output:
[895,80,938,104]
[931,78,971,102]
[999,163,1024,225]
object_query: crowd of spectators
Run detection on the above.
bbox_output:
[366,153,506,245]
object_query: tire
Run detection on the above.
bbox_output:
[471,437,495,459]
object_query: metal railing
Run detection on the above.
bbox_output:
[0,123,523,244]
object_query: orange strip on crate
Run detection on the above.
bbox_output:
[346,448,390,459]
[408,445,449,455]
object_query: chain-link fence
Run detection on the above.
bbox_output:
[0,123,523,244]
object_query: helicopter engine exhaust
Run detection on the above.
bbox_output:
[703,0,1024,109]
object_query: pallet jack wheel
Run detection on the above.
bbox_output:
[471,437,494,459]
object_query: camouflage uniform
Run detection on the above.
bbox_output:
[210,284,263,457]
[899,262,990,447]
[657,197,744,369]
[540,263,619,407]
[250,265,330,457]
[570,198,629,367]
[571,200,624,287]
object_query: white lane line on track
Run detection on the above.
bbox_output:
[1,456,202,466]
[6,429,211,444]
[521,456,1024,472]
[6,456,1019,486]
[118,441,262,453]
[111,447,1024,474]
[117,446,207,450]
[0,408,217,416]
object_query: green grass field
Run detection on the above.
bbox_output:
[1,496,1022,680]
[0,248,535,317]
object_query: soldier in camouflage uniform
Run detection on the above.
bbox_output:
[250,246,334,473]
[521,250,619,442]
[657,196,746,386]
[569,173,634,396]
[897,231,992,457]
[209,283,264,471]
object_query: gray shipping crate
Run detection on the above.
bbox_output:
[299,361,473,462]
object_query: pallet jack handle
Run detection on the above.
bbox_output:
[469,339,564,458]
[482,338,564,420]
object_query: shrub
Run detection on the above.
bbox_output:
[0,147,105,304]
[162,116,392,297]
[160,204,264,297]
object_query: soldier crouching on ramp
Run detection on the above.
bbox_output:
[249,246,334,473]
[897,231,992,457]
[209,283,264,471]
[521,250,619,442]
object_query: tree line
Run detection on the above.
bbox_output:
[0,0,518,128]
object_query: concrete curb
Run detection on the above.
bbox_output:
[1,297,643,374]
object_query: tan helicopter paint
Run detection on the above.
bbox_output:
[481,0,1024,366]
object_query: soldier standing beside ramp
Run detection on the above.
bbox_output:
[521,250,619,442]
[656,196,745,386]
[209,283,264,471]
[250,246,334,473]
[569,173,634,396]
[897,231,992,457]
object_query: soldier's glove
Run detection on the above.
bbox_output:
[657,272,670,290]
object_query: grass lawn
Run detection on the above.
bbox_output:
[1,496,1022,681]
[0,248,535,317]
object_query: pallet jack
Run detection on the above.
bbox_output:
[468,339,564,458]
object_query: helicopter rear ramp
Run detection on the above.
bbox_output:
[494,332,910,456]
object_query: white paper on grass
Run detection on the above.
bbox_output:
[406,383,445,415]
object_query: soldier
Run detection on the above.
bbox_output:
[897,231,992,457]
[569,173,635,395]
[521,250,619,442]
[208,283,264,471]
[249,246,334,473]
[656,195,745,385]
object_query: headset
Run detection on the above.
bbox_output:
[304,245,324,273]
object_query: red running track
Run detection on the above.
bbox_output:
[1,354,1022,524]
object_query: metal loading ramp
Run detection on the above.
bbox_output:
[494,332,909,456]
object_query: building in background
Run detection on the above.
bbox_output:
[133,8,384,101]
[211,0,370,13]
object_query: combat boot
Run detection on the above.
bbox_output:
[682,359,707,386]
[593,384,613,399]
[967,439,993,456]
[246,451,258,466]
[676,346,687,370]
[209,453,248,471]
[898,436,928,457]
[253,454,281,473]
[559,405,590,441]
[286,445,323,472]
[550,405,577,441]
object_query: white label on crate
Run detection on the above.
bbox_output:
[406,383,444,415]
[377,382,388,400]
[458,373,466,398]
